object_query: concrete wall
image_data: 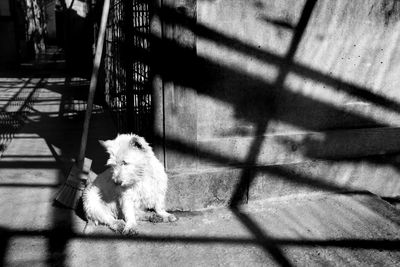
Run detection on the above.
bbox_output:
[195,0,400,163]
[153,0,400,210]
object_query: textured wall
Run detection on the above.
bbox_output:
[195,0,400,165]
[156,0,400,209]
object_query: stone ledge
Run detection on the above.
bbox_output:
[166,154,400,211]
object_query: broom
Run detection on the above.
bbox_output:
[54,0,111,209]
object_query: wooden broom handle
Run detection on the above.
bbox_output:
[78,0,111,167]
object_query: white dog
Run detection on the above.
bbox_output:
[83,134,177,235]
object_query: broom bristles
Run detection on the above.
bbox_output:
[54,183,83,209]
[55,0,109,210]
[54,158,92,209]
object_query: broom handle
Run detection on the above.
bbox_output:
[77,0,111,168]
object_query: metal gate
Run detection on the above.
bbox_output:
[104,0,152,138]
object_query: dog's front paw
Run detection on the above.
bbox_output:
[151,213,178,223]
[109,220,125,234]
[122,226,138,236]
[167,214,178,222]
[149,214,164,223]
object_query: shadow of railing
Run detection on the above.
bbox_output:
[150,1,400,265]
[2,0,400,266]
[157,3,400,115]
[1,226,399,249]
[0,77,44,155]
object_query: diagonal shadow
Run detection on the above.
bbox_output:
[7,74,116,265]
[3,1,400,266]
[0,131,365,194]
[119,1,400,264]
[226,1,318,265]
[0,89,399,264]
[230,0,319,208]
[231,207,293,267]
[230,121,269,206]
[157,3,400,116]
[0,77,44,155]
[0,78,33,111]
[121,10,398,133]
[0,74,82,266]
[129,17,389,132]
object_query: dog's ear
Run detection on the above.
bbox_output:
[99,140,113,151]
[129,136,144,150]
[129,135,152,152]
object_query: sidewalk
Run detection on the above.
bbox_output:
[0,69,116,265]
[0,70,400,266]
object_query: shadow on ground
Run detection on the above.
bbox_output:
[1,0,400,266]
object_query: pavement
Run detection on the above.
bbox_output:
[1,66,400,266]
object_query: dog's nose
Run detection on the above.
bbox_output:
[112,177,122,185]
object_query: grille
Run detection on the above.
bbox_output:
[103,0,152,138]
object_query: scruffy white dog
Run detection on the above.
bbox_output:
[83,134,177,235]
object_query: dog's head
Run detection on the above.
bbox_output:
[99,134,152,186]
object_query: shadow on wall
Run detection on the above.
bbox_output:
[1,1,400,266]
[89,0,400,206]
[149,1,400,263]
[142,0,400,198]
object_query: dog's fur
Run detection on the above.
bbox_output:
[83,134,177,235]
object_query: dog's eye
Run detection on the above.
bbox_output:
[121,160,128,165]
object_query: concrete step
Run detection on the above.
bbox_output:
[195,126,400,168]
[166,153,400,210]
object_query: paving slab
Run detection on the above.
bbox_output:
[1,190,400,266]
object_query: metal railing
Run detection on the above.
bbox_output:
[103,0,152,138]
